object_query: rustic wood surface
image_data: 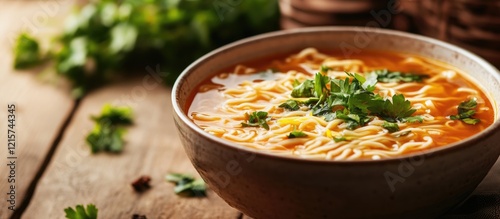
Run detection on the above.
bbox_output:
[0,1,499,219]
[0,2,74,218]
[22,79,240,218]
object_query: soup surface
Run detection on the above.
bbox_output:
[188,48,494,160]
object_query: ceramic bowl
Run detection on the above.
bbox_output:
[172,27,500,219]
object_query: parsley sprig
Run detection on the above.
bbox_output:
[450,99,480,125]
[280,72,421,132]
[86,104,133,153]
[14,34,42,69]
[241,111,270,130]
[288,130,307,138]
[166,173,206,197]
[65,204,98,219]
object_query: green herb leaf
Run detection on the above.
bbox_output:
[371,69,429,83]
[320,65,332,73]
[291,79,315,98]
[288,130,307,138]
[336,109,368,130]
[86,104,133,153]
[382,121,400,133]
[285,72,420,142]
[402,116,423,123]
[450,99,480,125]
[279,100,300,111]
[314,73,330,99]
[65,204,98,219]
[368,94,416,122]
[462,118,480,125]
[166,173,206,197]
[333,136,347,142]
[241,111,269,130]
[14,33,42,69]
[12,0,279,97]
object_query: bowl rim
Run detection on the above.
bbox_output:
[172,26,500,164]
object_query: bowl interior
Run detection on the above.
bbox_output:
[173,27,500,161]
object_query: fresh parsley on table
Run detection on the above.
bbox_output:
[64,204,98,219]
[166,173,206,197]
[86,104,133,153]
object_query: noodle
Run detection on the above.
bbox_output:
[188,48,494,160]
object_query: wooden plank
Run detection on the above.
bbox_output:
[0,1,75,218]
[22,78,240,218]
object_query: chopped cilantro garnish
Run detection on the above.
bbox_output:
[279,72,420,136]
[279,100,300,111]
[291,79,315,98]
[370,69,429,83]
[462,118,480,125]
[336,109,370,130]
[382,121,400,133]
[241,111,270,130]
[86,104,133,153]
[402,116,424,123]
[333,136,347,142]
[14,33,42,69]
[320,65,332,73]
[368,94,417,123]
[314,72,330,100]
[288,130,307,138]
[450,99,480,125]
[65,204,98,219]
[166,173,206,197]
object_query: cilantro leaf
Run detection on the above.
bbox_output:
[314,73,330,99]
[321,65,332,73]
[64,204,98,219]
[382,121,400,133]
[336,109,369,130]
[14,33,42,69]
[462,118,480,125]
[291,79,315,98]
[348,91,374,114]
[353,72,377,92]
[333,136,347,142]
[288,130,307,138]
[284,73,421,141]
[241,111,269,130]
[368,94,416,122]
[371,69,429,83]
[279,100,300,111]
[166,173,206,197]
[86,104,133,153]
[450,99,480,125]
[402,116,423,123]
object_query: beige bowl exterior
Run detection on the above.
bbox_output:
[172,27,500,219]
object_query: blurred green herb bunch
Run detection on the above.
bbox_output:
[14,0,279,97]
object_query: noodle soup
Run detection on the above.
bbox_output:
[188,48,494,160]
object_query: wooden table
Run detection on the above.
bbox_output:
[0,1,499,219]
